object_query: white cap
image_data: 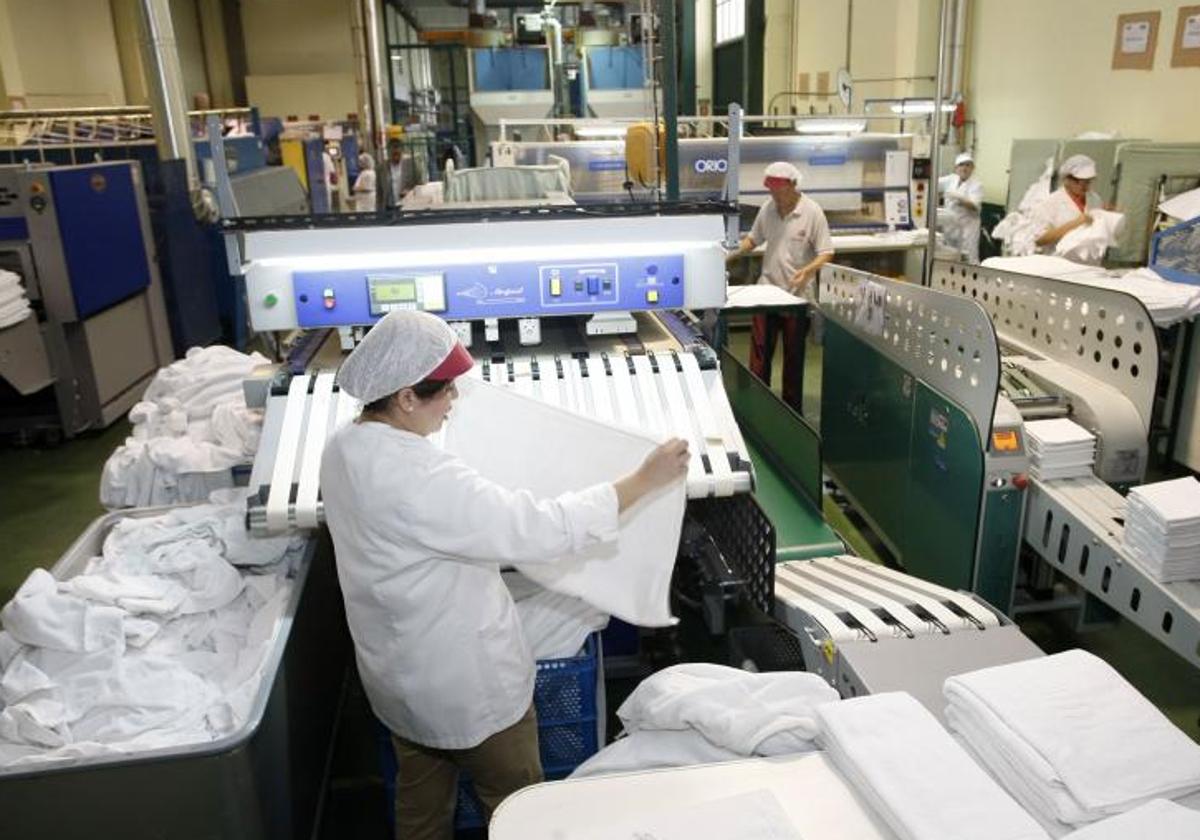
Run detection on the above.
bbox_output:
[1059,154,1097,180]
[337,310,472,404]
[955,152,974,166]
[763,161,802,184]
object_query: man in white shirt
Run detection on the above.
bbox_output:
[376,143,407,210]
[1032,154,1106,263]
[938,151,984,263]
[726,161,835,413]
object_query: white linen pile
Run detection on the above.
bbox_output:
[816,692,1048,840]
[0,495,301,768]
[502,571,608,661]
[943,650,1200,835]
[1024,419,1096,481]
[1054,210,1125,265]
[101,346,269,509]
[1123,476,1200,582]
[981,255,1200,327]
[992,158,1055,257]
[1060,799,1200,840]
[572,663,838,778]
[0,269,33,329]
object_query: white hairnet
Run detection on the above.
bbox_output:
[358,152,375,170]
[1059,154,1097,180]
[955,152,974,166]
[763,161,802,184]
[337,310,460,403]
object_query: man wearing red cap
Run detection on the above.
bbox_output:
[727,161,835,413]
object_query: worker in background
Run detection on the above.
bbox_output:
[320,310,689,840]
[726,161,835,414]
[938,151,984,263]
[352,152,377,213]
[378,143,406,210]
[322,143,340,212]
[1032,154,1104,262]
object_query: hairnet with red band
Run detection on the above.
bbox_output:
[337,309,473,403]
[426,341,474,382]
[763,176,794,190]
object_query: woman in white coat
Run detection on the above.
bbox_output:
[320,309,688,840]
[937,152,984,263]
[352,152,378,212]
[1032,154,1105,262]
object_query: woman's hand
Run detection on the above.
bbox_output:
[615,438,689,512]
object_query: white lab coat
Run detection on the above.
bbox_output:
[937,173,984,263]
[352,168,377,212]
[1031,187,1104,263]
[319,420,619,749]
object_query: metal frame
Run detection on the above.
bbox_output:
[931,260,1159,436]
[819,263,1000,448]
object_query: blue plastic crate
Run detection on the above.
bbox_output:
[380,632,603,834]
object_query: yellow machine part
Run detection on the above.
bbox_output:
[624,122,665,185]
[280,138,309,190]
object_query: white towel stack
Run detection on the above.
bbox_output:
[944,650,1200,834]
[1024,419,1096,481]
[0,269,33,329]
[1061,799,1200,840]
[816,692,1048,840]
[1123,477,1200,582]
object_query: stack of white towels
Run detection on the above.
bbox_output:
[0,269,33,329]
[944,650,1200,836]
[1123,477,1200,582]
[1024,419,1097,481]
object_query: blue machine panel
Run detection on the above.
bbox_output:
[586,46,645,90]
[0,217,29,241]
[473,48,550,92]
[292,254,685,328]
[48,165,152,319]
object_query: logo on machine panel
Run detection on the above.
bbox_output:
[693,158,728,174]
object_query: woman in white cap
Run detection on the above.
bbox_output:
[351,151,377,213]
[938,152,984,263]
[1032,154,1104,261]
[320,309,688,840]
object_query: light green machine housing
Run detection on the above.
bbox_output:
[817,266,1029,612]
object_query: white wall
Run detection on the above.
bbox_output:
[0,0,127,107]
[968,0,1200,202]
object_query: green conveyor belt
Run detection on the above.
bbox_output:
[746,440,843,562]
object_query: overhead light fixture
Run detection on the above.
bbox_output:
[794,119,867,135]
[889,101,957,115]
[574,125,628,138]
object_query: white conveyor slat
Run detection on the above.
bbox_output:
[535,355,560,408]
[585,355,614,423]
[655,352,709,495]
[294,371,335,529]
[679,351,735,497]
[265,374,311,533]
[774,579,861,642]
[775,564,893,638]
[785,561,932,637]
[608,353,640,429]
[810,556,963,632]
[561,356,584,414]
[512,358,534,398]
[630,353,668,436]
[835,555,1000,629]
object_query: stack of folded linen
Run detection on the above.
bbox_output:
[0,269,33,329]
[1124,477,1200,582]
[944,650,1200,835]
[816,692,1048,840]
[1024,419,1096,481]
[1060,799,1200,840]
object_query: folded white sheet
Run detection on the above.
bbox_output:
[943,650,1200,829]
[1060,799,1200,840]
[817,692,1048,840]
[570,727,744,778]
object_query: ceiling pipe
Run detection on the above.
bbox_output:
[363,0,389,156]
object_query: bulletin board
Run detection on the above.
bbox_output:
[1111,11,1161,70]
[1172,5,1200,67]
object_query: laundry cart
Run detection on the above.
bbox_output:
[0,507,349,840]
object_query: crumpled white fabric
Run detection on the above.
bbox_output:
[0,269,33,329]
[1159,186,1200,223]
[982,255,1200,327]
[1060,799,1200,840]
[1055,210,1125,264]
[101,346,268,509]
[818,692,1049,840]
[0,499,299,769]
[504,572,608,661]
[993,158,1056,257]
[943,649,1200,832]
[573,663,837,778]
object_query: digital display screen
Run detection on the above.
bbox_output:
[370,279,417,303]
[992,430,1021,453]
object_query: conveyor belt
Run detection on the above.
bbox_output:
[746,440,842,561]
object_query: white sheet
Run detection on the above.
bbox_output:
[504,572,609,661]
[444,377,686,627]
[1060,799,1200,840]
[1055,210,1125,265]
[817,692,1048,840]
[0,269,32,329]
[1159,186,1200,222]
[571,727,745,778]
[943,649,1200,829]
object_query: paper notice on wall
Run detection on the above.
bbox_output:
[1185,14,1200,49]
[885,150,910,188]
[1122,20,1151,53]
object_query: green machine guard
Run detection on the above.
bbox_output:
[816,266,1024,613]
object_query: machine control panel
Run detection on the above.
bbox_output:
[290,254,685,328]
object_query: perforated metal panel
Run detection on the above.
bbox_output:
[930,260,1159,433]
[818,264,1001,447]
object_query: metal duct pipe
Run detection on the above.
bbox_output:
[924,0,950,285]
[949,0,968,101]
[363,0,389,157]
[542,12,569,117]
[350,0,375,156]
[137,0,198,189]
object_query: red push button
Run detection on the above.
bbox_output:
[1012,473,1028,490]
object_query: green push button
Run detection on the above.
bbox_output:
[263,293,278,308]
